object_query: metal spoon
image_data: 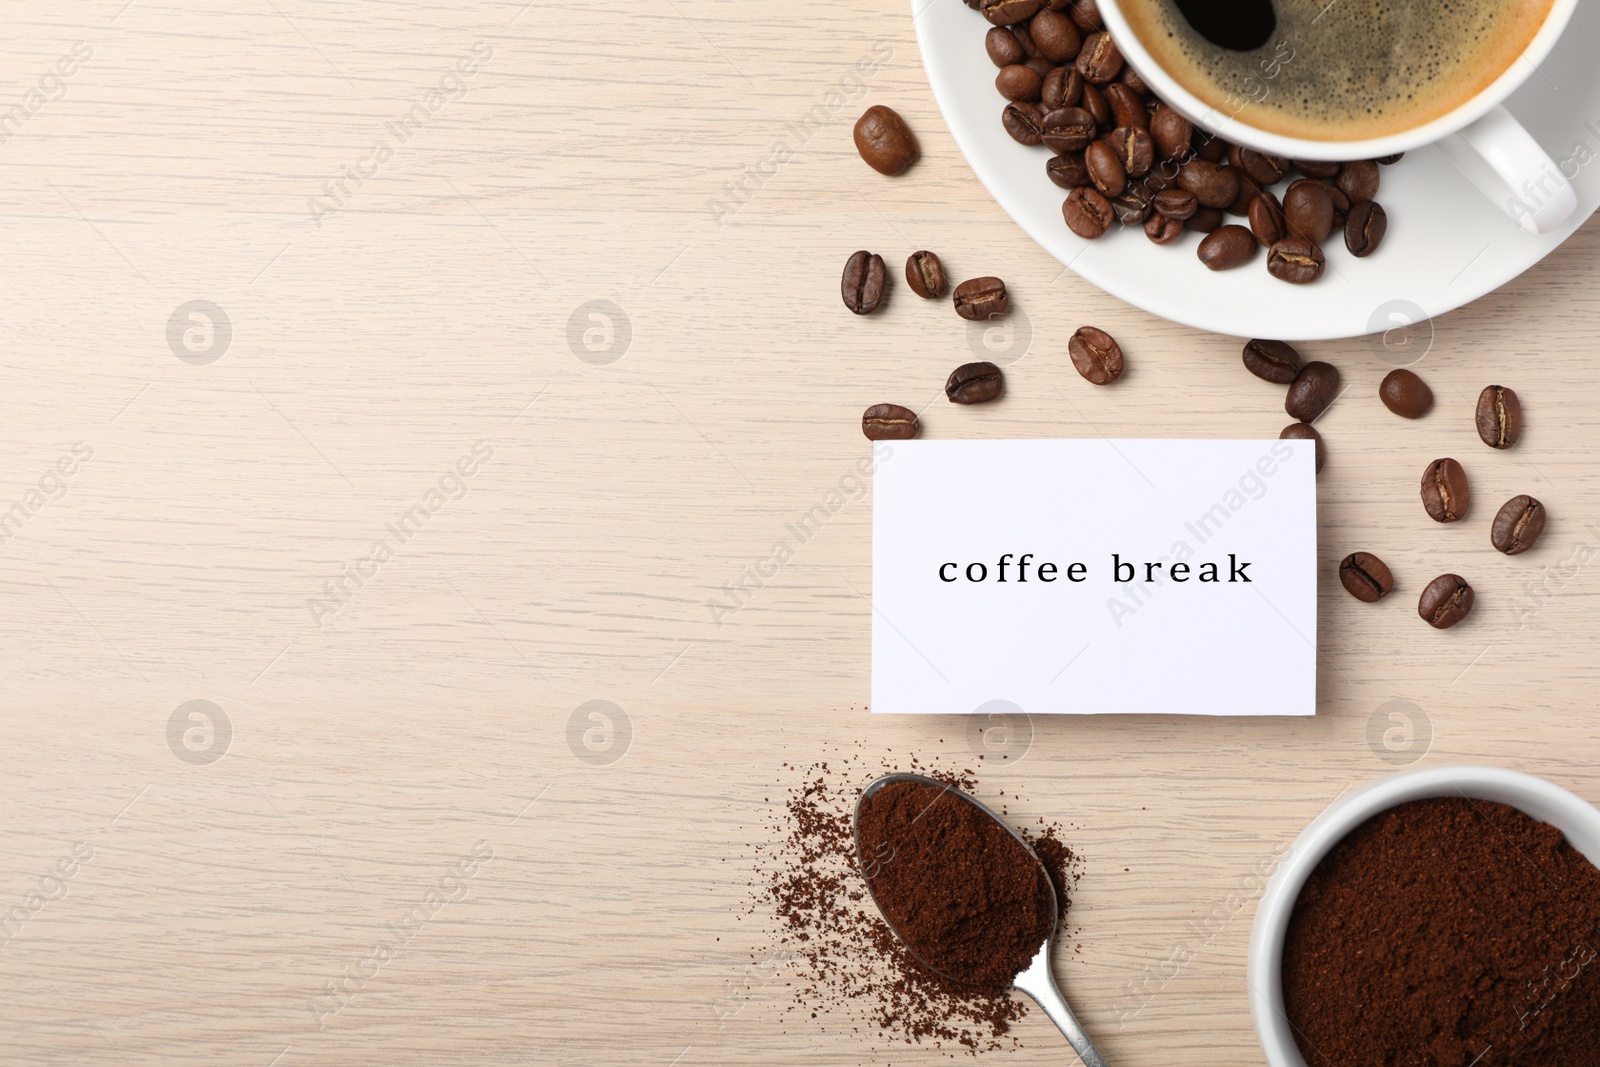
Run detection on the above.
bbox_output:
[854,773,1110,1067]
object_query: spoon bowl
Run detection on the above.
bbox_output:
[853,773,1109,1067]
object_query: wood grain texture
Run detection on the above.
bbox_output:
[3,1,1600,1064]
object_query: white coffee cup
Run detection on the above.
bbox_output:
[1094,0,1581,233]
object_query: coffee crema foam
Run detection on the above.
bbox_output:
[1118,0,1555,141]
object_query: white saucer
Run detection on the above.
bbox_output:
[912,0,1600,339]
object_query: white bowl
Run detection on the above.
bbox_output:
[1247,765,1600,1067]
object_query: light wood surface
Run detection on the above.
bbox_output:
[4,2,1600,1064]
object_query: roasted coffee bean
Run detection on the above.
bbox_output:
[1023,54,1054,80]
[1046,149,1090,188]
[1042,65,1084,108]
[946,361,1005,403]
[1010,22,1039,54]
[1379,368,1431,418]
[841,250,887,314]
[1335,160,1380,202]
[996,63,1044,101]
[1084,139,1126,196]
[1142,163,1179,192]
[1325,183,1350,229]
[905,250,946,299]
[1029,8,1081,60]
[1418,574,1474,629]
[1342,199,1386,257]
[1420,457,1470,523]
[1177,159,1240,208]
[1063,186,1114,238]
[1267,237,1325,284]
[986,26,1027,66]
[1294,159,1341,179]
[1377,152,1404,165]
[1110,185,1151,224]
[1285,360,1340,422]
[1492,494,1546,555]
[1339,552,1393,602]
[1081,82,1110,127]
[1153,188,1197,220]
[952,276,1009,320]
[1476,385,1522,448]
[1283,179,1334,243]
[862,403,920,441]
[1228,145,1287,186]
[1194,133,1229,163]
[1041,106,1096,152]
[1066,0,1101,32]
[1243,338,1301,384]
[853,106,919,176]
[1105,83,1147,129]
[1119,62,1151,96]
[1198,225,1257,270]
[1105,126,1154,176]
[1248,190,1288,246]
[1003,101,1046,146]
[981,0,1045,26]
[1186,206,1222,233]
[1281,422,1326,472]
[1150,106,1192,160]
[1068,325,1123,384]
[1225,174,1260,217]
[1076,31,1123,83]
[1144,211,1184,243]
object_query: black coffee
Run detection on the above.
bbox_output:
[1118,0,1555,141]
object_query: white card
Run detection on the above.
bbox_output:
[871,438,1317,715]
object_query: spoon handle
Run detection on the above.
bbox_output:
[1013,945,1110,1067]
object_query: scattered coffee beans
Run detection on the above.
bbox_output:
[1284,797,1600,1066]
[1285,360,1340,422]
[1491,494,1545,555]
[1280,422,1325,472]
[1242,338,1301,384]
[1338,551,1392,602]
[1476,384,1522,449]
[1378,368,1432,418]
[947,361,1005,404]
[952,276,1009,320]
[1418,573,1473,628]
[841,250,887,315]
[1063,185,1114,237]
[1197,224,1257,269]
[905,250,947,299]
[1344,200,1386,257]
[853,105,919,176]
[862,403,920,441]
[1267,237,1326,284]
[1420,458,1470,523]
[1067,325,1123,384]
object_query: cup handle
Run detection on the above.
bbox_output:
[1436,105,1577,234]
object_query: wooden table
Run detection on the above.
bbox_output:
[4,1,1600,1063]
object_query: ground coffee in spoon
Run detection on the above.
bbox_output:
[747,755,1079,1054]
[1283,796,1600,1067]
[856,778,1056,994]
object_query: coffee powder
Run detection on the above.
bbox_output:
[748,755,1080,1053]
[1283,796,1600,1067]
[856,778,1056,993]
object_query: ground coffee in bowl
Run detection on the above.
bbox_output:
[1282,796,1600,1067]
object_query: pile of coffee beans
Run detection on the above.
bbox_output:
[967,0,1394,281]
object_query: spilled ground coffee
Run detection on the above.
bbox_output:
[1283,796,1600,1067]
[748,755,1079,1053]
